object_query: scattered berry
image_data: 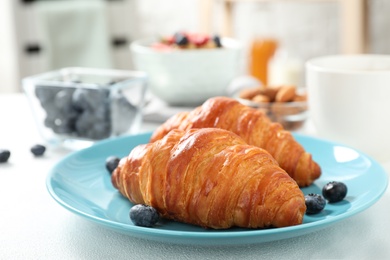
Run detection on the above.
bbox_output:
[150,42,173,51]
[322,181,348,203]
[174,32,189,46]
[0,149,11,163]
[30,144,46,156]
[213,35,222,48]
[305,193,326,214]
[106,156,120,174]
[130,204,160,227]
[162,35,175,45]
[188,33,210,47]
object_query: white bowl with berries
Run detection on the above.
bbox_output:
[130,32,242,106]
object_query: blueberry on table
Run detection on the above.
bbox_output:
[0,149,11,163]
[322,181,348,203]
[105,156,120,174]
[30,144,46,157]
[130,204,160,227]
[305,193,326,214]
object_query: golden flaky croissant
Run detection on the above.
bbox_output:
[112,128,306,229]
[150,97,321,187]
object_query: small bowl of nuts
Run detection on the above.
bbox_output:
[236,85,308,131]
[23,67,148,149]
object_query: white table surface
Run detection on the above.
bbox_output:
[1,93,390,260]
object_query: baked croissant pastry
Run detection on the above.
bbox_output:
[112,128,306,229]
[150,97,321,187]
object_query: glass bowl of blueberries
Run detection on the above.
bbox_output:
[23,67,148,149]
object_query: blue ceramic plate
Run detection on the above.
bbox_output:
[47,132,388,245]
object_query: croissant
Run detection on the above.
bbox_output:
[112,128,306,229]
[150,97,321,187]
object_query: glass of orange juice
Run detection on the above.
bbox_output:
[249,38,278,85]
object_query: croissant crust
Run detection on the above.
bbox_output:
[112,128,306,229]
[150,97,321,187]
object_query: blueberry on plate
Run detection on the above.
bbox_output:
[130,204,160,227]
[0,149,11,163]
[105,156,120,174]
[305,193,326,214]
[322,181,348,203]
[30,144,46,157]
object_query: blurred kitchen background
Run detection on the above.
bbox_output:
[1,0,389,93]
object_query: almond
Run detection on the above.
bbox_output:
[252,94,270,103]
[262,86,281,102]
[275,85,296,102]
[239,86,264,100]
[293,93,307,102]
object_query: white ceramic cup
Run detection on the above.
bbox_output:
[306,54,390,162]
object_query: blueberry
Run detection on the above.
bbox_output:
[35,85,113,140]
[46,89,79,133]
[52,117,77,135]
[74,110,96,137]
[75,110,110,139]
[213,35,222,48]
[44,110,75,135]
[129,204,160,227]
[30,144,46,157]
[93,105,111,121]
[86,88,110,110]
[89,121,111,139]
[322,181,348,203]
[0,149,11,163]
[55,88,74,108]
[55,89,78,114]
[35,86,78,135]
[71,89,111,140]
[174,32,189,46]
[105,156,120,174]
[305,193,326,214]
[72,88,110,112]
[35,85,60,105]
[72,88,91,112]
[40,99,58,114]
